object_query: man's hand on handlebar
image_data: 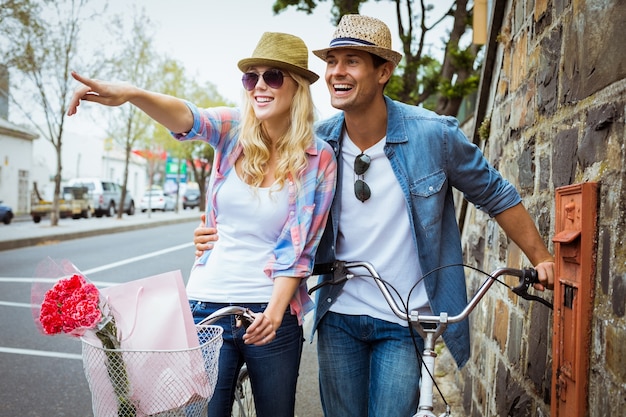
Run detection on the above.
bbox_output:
[533,259,555,291]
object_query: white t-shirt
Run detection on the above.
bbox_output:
[186,168,289,302]
[330,132,430,325]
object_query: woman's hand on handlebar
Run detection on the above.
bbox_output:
[242,311,277,346]
[194,213,218,257]
[533,259,555,291]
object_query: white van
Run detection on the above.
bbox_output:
[67,177,135,217]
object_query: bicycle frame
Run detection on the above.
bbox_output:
[316,261,547,417]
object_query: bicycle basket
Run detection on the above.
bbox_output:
[81,324,223,417]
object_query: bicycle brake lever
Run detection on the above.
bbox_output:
[308,261,351,295]
[236,309,255,330]
[511,268,553,309]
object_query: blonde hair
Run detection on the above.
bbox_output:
[238,71,315,190]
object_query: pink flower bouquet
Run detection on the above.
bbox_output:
[32,259,135,416]
[38,273,112,338]
[31,258,223,417]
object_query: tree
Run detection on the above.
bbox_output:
[273,0,481,116]
[0,0,44,32]
[0,0,99,226]
[101,8,158,219]
[152,59,233,213]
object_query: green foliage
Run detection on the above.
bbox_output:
[272,0,319,14]
[438,73,479,99]
[149,57,232,203]
[478,117,491,142]
[0,0,47,48]
[273,0,367,24]
[273,0,482,117]
[447,41,476,71]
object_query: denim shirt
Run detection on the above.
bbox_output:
[312,96,521,367]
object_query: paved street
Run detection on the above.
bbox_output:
[0,210,461,417]
[0,209,324,417]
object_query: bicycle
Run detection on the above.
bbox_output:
[198,306,257,417]
[309,260,553,417]
[231,364,255,417]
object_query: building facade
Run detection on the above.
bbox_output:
[0,118,38,214]
[457,0,626,416]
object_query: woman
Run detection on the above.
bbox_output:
[68,32,337,417]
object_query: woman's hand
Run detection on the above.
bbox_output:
[193,213,218,257]
[242,311,278,346]
[242,277,299,345]
[67,71,137,116]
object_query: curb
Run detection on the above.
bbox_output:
[0,216,198,252]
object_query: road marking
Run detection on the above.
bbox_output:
[0,301,39,308]
[0,346,82,360]
[0,277,115,287]
[0,242,193,284]
[0,243,196,358]
[81,242,193,274]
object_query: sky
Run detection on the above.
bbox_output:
[70,0,451,124]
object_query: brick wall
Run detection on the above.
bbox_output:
[458,0,626,416]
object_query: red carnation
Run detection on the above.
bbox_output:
[39,274,103,337]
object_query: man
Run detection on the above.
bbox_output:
[194,14,554,417]
[308,14,554,417]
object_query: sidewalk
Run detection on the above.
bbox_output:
[0,209,201,251]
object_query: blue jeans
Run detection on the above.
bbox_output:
[317,311,423,417]
[189,301,304,417]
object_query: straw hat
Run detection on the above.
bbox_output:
[313,14,403,66]
[238,32,319,84]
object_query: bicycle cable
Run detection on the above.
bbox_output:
[312,261,548,412]
[372,263,513,411]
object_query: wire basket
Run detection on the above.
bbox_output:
[82,324,223,417]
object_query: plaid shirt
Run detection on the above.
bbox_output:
[172,102,337,323]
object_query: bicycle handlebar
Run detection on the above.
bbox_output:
[197,305,256,328]
[310,261,552,326]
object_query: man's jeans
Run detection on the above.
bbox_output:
[190,301,303,417]
[317,311,423,417]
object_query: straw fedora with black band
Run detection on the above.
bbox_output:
[313,14,403,66]
[238,32,319,85]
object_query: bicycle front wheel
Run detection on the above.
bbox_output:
[231,365,256,417]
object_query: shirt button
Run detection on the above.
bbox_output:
[429,186,434,191]
[326,298,332,303]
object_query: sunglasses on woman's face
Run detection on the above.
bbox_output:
[241,69,288,91]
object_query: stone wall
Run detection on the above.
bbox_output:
[457,0,626,416]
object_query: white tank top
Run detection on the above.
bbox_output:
[330,132,430,325]
[186,168,289,302]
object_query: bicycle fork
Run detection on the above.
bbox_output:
[412,312,452,417]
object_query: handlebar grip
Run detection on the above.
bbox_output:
[513,268,553,309]
[236,310,255,330]
[522,267,539,285]
[313,262,336,275]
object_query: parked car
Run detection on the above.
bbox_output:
[140,189,176,212]
[67,177,135,217]
[183,188,201,210]
[30,185,92,223]
[0,201,13,225]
